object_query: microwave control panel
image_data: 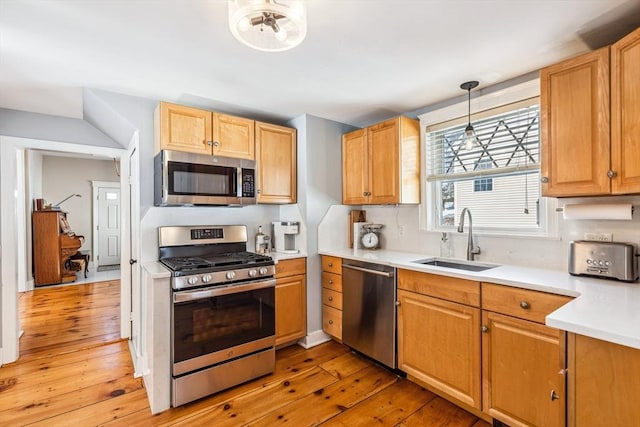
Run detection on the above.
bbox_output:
[242,169,255,197]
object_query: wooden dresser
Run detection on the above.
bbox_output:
[33,210,83,286]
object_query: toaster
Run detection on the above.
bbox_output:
[569,241,638,282]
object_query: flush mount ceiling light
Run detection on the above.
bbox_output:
[460,80,479,150]
[228,0,307,52]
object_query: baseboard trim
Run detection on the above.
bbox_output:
[297,329,332,349]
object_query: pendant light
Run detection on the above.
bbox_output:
[228,0,307,52]
[460,81,479,150]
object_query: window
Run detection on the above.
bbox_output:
[473,159,493,192]
[426,97,547,233]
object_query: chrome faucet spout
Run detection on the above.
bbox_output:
[457,208,481,261]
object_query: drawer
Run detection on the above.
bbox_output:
[322,272,342,292]
[275,257,306,278]
[322,305,342,340]
[482,282,573,324]
[322,287,342,310]
[321,256,342,275]
[397,269,480,307]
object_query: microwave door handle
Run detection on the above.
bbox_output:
[235,167,241,197]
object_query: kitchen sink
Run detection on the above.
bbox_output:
[411,258,498,272]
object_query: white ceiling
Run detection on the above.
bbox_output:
[1,0,639,127]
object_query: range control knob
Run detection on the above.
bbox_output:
[201,274,212,283]
[259,267,269,276]
[187,276,198,285]
[226,271,236,280]
[248,269,258,278]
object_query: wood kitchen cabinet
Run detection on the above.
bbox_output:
[540,26,640,196]
[255,121,297,204]
[342,116,420,205]
[397,269,482,412]
[568,333,640,426]
[481,283,572,427]
[274,257,306,347]
[154,101,255,159]
[321,256,342,341]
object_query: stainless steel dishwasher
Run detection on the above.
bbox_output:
[342,260,396,368]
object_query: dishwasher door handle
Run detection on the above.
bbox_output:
[342,263,394,278]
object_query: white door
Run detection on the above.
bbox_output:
[98,187,121,266]
[129,146,142,359]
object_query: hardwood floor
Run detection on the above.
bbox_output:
[1,281,491,426]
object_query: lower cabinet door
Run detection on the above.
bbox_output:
[397,290,481,409]
[275,274,306,346]
[482,311,566,427]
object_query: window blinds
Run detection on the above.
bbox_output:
[426,98,540,182]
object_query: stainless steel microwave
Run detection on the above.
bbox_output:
[154,150,256,206]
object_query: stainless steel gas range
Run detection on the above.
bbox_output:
[158,225,276,407]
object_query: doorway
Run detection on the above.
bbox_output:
[92,181,122,270]
[1,136,130,364]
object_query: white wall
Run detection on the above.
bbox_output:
[41,155,120,257]
[285,114,355,338]
[325,194,640,271]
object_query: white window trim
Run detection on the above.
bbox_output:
[417,78,559,239]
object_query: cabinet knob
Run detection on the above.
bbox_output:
[328,296,333,302]
[540,176,549,183]
[559,368,568,375]
[206,140,213,146]
[328,319,333,325]
[481,325,489,333]
[520,301,530,309]
[328,262,333,267]
[395,301,401,306]
[328,279,333,284]
[213,141,220,147]
[550,390,560,401]
[608,170,617,178]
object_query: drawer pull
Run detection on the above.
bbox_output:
[520,301,530,309]
[481,325,489,333]
[550,390,560,401]
[328,319,333,325]
[328,279,333,284]
[328,296,333,301]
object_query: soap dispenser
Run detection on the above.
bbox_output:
[440,232,452,258]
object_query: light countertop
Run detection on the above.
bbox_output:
[320,248,640,350]
[268,251,307,262]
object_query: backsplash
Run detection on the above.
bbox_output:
[319,195,640,271]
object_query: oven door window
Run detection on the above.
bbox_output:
[173,287,275,364]
[168,161,236,197]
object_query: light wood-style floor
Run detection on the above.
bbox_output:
[1,281,491,426]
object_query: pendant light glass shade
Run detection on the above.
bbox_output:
[460,81,479,150]
[228,0,307,52]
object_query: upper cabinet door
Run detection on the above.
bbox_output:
[212,113,255,160]
[156,102,213,155]
[611,27,640,194]
[368,118,400,204]
[540,47,611,197]
[256,121,297,204]
[342,129,368,205]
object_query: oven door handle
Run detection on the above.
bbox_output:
[173,279,276,303]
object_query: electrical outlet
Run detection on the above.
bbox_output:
[398,225,405,236]
[584,232,613,242]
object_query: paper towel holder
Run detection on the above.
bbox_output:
[556,206,636,214]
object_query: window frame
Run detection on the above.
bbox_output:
[418,78,558,238]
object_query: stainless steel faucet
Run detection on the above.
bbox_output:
[457,208,481,261]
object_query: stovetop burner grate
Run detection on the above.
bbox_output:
[160,251,273,273]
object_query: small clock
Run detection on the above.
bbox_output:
[360,224,383,249]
